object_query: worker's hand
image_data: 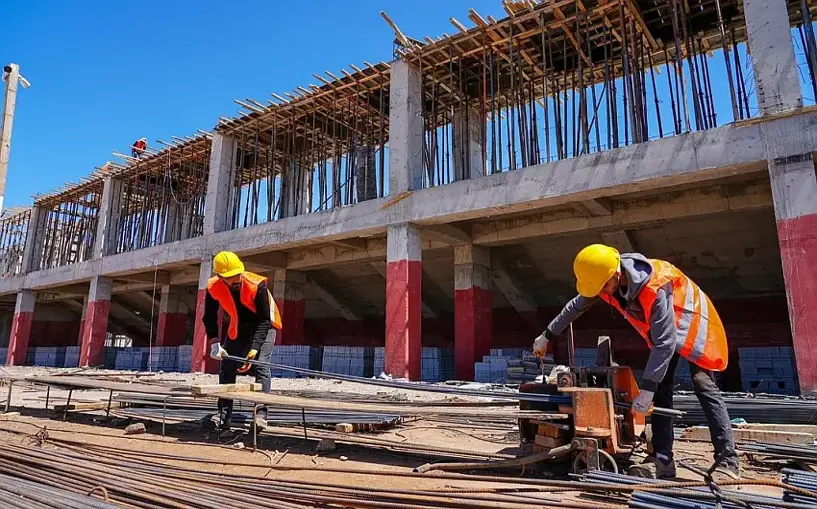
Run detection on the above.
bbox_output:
[236,349,258,374]
[632,390,655,415]
[209,341,227,361]
[532,330,551,358]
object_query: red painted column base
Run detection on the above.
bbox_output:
[454,287,493,381]
[778,213,817,393]
[385,259,422,380]
[157,313,188,347]
[79,300,111,367]
[7,312,33,366]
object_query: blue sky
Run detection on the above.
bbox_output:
[1,0,507,208]
[3,2,815,211]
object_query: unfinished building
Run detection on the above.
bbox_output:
[0,0,816,393]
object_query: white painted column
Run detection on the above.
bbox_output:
[21,206,48,273]
[93,177,124,258]
[203,133,235,234]
[453,106,485,181]
[388,60,424,194]
[744,0,802,114]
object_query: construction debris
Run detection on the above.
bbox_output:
[124,422,146,435]
[315,438,337,452]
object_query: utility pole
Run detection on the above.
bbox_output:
[0,63,31,215]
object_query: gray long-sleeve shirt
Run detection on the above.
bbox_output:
[545,253,676,392]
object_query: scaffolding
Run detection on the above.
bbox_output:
[0,208,30,277]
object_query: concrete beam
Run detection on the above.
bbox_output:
[114,271,172,284]
[330,238,368,250]
[305,275,364,322]
[389,60,424,193]
[602,230,637,252]
[93,177,124,259]
[1,112,816,296]
[288,238,387,271]
[490,255,540,330]
[572,199,612,217]
[472,178,772,246]
[422,224,472,246]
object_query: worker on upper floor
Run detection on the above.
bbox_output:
[205,251,282,436]
[532,244,738,480]
[131,137,148,159]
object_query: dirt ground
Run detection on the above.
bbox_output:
[0,366,790,505]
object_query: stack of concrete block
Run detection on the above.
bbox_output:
[63,346,80,368]
[28,347,66,367]
[0,348,6,364]
[475,349,540,384]
[113,348,149,371]
[374,347,385,376]
[270,345,316,378]
[421,347,454,382]
[148,347,179,372]
[739,346,798,395]
[177,345,193,371]
[322,346,367,376]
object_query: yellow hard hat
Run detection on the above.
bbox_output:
[573,244,621,298]
[213,251,245,278]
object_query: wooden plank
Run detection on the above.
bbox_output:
[53,401,109,412]
[191,383,262,396]
[682,426,814,445]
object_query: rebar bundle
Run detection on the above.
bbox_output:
[0,208,30,277]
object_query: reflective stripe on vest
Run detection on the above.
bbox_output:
[207,272,282,340]
[600,259,727,371]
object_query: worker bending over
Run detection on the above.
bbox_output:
[206,251,281,434]
[533,244,738,479]
[131,138,147,159]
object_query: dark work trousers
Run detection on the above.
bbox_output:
[652,354,738,470]
[217,329,276,424]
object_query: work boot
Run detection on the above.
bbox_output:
[711,463,741,482]
[629,456,677,480]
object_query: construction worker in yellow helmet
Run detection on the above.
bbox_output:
[533,244,737,480]
[204,251,282,436]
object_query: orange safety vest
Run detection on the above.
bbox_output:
[600,259,728,371]
[207,272,282,340]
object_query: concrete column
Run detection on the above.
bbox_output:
[281,166,314,218]
[191,257,218,373]
[165,201,193,243]
[203,133,235,234]
[744,0,802,114]
[454,245,492,381]
[79,276,112,367]
[21,206,47,273]
[77,297,87,346]
[453,106,485,181]
[768,154,817,393]
[385,223,422,380]
[6,289,34,366]
[272,269,306,345]
[92,177,124,258]
[388,60,424,194]
[156,285,189,346]
[355,146,378,202]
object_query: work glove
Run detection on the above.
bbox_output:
[532,330,552,358]
[236,349,258,374]
[632,390,655,415]
[209,341,227,360]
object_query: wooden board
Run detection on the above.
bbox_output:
[191,383,262,396]
[682,426,814,445]
[22,376,185,396]
[535,435,568,448]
